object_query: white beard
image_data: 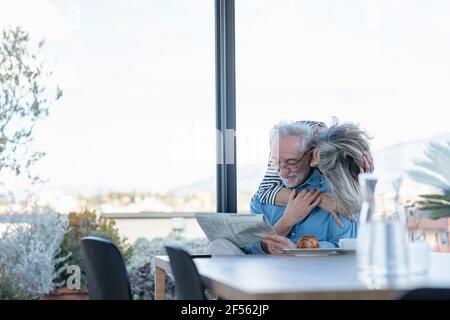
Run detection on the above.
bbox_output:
[281,172,306,188]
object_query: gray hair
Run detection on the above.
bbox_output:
[313,120,372,215]
[269,121,314,153]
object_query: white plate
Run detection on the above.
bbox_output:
[282,248,356,256]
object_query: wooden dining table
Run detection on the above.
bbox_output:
[154,252,450,300]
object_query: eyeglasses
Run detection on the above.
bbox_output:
[270,150,311,172]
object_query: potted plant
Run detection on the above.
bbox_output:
[127,233,209,300]
[48,209,133,299]
[0,203,70,300]
[407,140,450,252]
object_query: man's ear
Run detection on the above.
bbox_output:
[310,147,320,167]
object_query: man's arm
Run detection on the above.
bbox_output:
[243,194,270,254]
[274,189,320,236]
[260,234,296,255]
[255,190,321,254]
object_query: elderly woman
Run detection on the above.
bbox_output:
[310,121,372,216]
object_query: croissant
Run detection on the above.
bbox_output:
[297,235,319,249]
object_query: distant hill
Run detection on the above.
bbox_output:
[373,132,450,175]
[372,132,450,196]
[171,132,450,195]
[171,165,265,195]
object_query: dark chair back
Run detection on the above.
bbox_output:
[165,245,206,300]
[81,236,132,300]
[399,288,450,300]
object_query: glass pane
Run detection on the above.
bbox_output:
[236,0,450,220]
[1,0,214,241]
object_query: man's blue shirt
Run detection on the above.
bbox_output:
[244,169,358,254]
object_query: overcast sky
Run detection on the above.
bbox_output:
[1,0,449,195]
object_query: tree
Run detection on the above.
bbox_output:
[407,141,450,219]
[0,26,62,183]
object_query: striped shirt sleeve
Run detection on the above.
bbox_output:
[257,159,284,205]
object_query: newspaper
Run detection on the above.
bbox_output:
[195,212,276,248]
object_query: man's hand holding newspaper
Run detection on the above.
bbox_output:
[195,213,277,248]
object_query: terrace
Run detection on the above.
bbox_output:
[0,0,449,305]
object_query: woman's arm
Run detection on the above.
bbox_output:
[274,188,292,205]
[276,190,354,227]
[257,160,285,205]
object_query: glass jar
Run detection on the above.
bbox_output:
[357,173,409,277]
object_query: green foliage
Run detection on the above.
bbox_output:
[0,26,62,183]
[1,264,27,299]
[0,279,29,300]
[56,209,132,287]
[407,141,450,219]
[127,233,208,300]
[0,266,35,300]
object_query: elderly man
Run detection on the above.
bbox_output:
[208,120,362,255]
[244,121,359,254]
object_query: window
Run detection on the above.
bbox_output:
[236,0,450,212]
[1,0,215,240]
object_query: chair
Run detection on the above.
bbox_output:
[398,288,450,300]
[81,236,132,300]
[165,245,207,300]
